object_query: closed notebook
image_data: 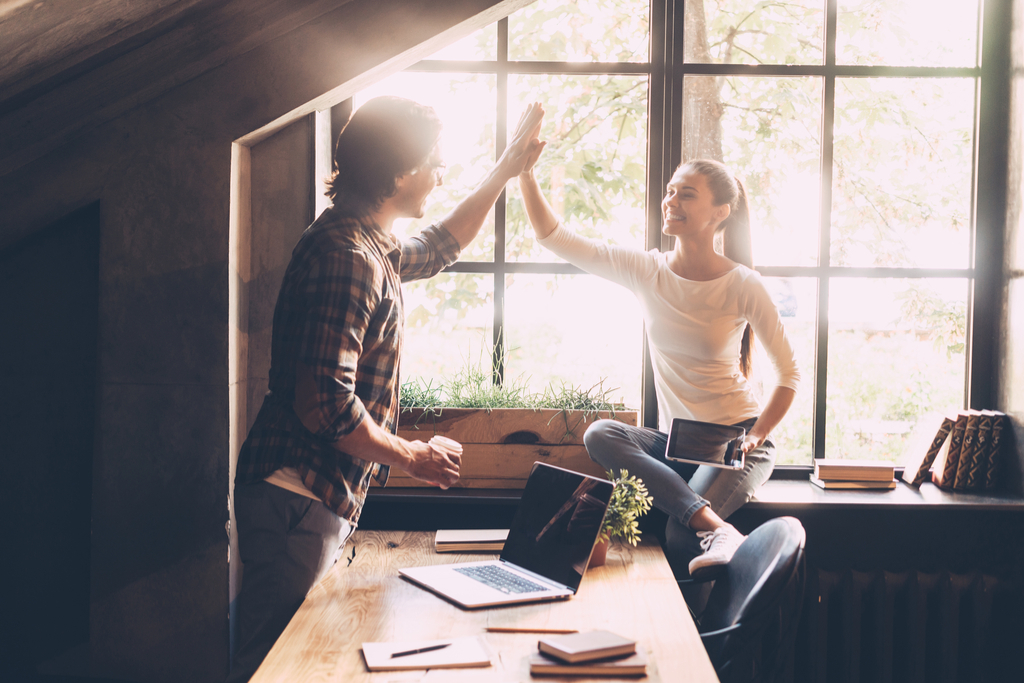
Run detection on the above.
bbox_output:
[361,635,491,671]
[813,459,894,482]
[810,476,897,490]
[434,528,508,552]
[528,650,648,676]
[537,629,636,663]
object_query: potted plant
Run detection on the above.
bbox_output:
[392,355,639,489]
[590,469,654,568]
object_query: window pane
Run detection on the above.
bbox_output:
[505,274,644,409]
[507,74,648,262]
[831,78,974,268]
[402,273,493,383]
[759,277,817,465]
[353,72,497,259]
[684,0,824,65]
[836,0,980,67]
[683,76,822,267]
[509,0,650,62]
[429,25,497,61]
[825,278,967,462]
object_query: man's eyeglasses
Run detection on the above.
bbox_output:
[414,159,446,177]
[428,160,446,177]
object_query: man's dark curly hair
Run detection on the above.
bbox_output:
[325,96,443,212]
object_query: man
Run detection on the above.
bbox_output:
[227,96,544,682]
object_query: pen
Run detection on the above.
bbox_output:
[390,643,451,658]
[485,627,578,634]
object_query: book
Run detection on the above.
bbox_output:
[810,476,898,490]
[901,412,956,486]
[361,635,491,671]
[984,411,1008,490]
[957,410,994,490]
[933,411,971,488]
[528,650,648,677]
[537,629,637,664]
[434,528,508,553]
[953,411,985,490]
[813,459,895,482]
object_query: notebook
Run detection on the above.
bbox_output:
[361,635,491,671]
[434,528,509,552]
[399,462,614,609]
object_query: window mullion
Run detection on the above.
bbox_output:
[968,0,1013,410]
[812,0,840,460]
[493,18,510,386]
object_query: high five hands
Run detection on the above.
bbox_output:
[499,102,547,180]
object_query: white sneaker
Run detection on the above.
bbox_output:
[687,525,747,578]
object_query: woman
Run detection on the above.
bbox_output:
[517,128,799,580]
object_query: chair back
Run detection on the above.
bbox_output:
[699,516,806,683]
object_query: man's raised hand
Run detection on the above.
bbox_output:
[499,102,546,179]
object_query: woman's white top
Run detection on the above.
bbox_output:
[538,224,800,431]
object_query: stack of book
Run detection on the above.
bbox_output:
[528,630,647,677]
[901,410,1009,491]
[810,459,897,490]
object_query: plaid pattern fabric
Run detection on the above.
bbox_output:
[236,206,461,524]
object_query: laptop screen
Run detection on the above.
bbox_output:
[499,463,614,592]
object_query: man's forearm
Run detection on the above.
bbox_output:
[440,163,512,249]
[334,414,414,470]
[333,412,461,489]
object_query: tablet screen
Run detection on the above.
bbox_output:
[665,418,746,469]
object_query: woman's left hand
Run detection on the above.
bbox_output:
[498,102,545,178]
[741,432,766,454]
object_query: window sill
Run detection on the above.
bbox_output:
[367,480,1024,512]
[747,479,1024,512]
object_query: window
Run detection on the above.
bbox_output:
[346,0,1000,467]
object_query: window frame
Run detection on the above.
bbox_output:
[351,0,1009,470]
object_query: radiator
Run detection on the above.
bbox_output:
[785,569,1020,683]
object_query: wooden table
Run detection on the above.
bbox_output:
[250,530,720,682]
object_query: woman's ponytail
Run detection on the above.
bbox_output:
[722,178,754,380]
[722,178,752,269]
[676,161,757,379]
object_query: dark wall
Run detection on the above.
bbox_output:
[0,204,100,675]
[0,3,529,680]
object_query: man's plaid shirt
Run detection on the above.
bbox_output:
[235,206,461,524]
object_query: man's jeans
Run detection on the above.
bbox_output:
[226,481,353,683]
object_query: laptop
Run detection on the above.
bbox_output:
[665,417,746,470]
[398,462,614,609]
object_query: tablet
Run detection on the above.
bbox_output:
[664,418,746,470]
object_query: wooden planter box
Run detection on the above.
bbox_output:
[388,407,639,489]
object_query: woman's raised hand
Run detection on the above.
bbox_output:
[498,102,546,179]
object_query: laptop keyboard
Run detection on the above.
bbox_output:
[455,564,548,594]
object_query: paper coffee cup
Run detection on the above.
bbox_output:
[429,435,463,454]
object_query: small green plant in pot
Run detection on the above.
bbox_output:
[591,469,654,567]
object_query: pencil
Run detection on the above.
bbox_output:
[485,627,579,634]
